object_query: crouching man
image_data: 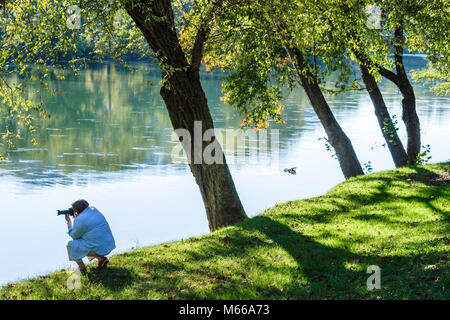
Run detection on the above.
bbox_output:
[65,200,116,273]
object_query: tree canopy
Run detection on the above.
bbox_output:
[0,0,148,158]
[179,0,448,128]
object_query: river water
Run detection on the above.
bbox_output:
[0,58,449,285]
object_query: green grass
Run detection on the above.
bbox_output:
[1,163,449,300]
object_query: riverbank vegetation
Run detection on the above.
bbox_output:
[1,163,448,300]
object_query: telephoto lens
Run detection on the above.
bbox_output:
[57,208,74,216]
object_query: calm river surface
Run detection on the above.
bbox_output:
[1,58,449,285]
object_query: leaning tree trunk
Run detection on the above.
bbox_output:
[394,24,421,165]
[359,64,408,167]
[396,65,421,165]
[286,46,364,179]
[125,0,247,231]
[160,74,247,231]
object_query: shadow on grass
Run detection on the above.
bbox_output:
[86,267,135,291]
[238,216,364,296]
[131,213,447,299]
[114,166,449,299]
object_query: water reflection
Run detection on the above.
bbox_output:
[0,62,303,184]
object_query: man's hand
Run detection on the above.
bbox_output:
[65,214,71,222]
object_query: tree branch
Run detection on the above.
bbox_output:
[191,26,208,71]
[351,42,399,86]
[190,0,223,74]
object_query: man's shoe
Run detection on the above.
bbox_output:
[98,257,109,268]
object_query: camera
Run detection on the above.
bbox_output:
[57,208,74,216]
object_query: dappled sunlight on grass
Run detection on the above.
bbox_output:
[1,163,448,299]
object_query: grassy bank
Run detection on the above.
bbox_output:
[1,163,449,300]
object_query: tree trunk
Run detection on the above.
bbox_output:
[286,46,364,179]
[125,0,247,231]
[359,64,408,167]
[394,24,421,164]
[160,74,247,231]
[396,66,421,165]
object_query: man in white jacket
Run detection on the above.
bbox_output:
[65,200,116,273]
